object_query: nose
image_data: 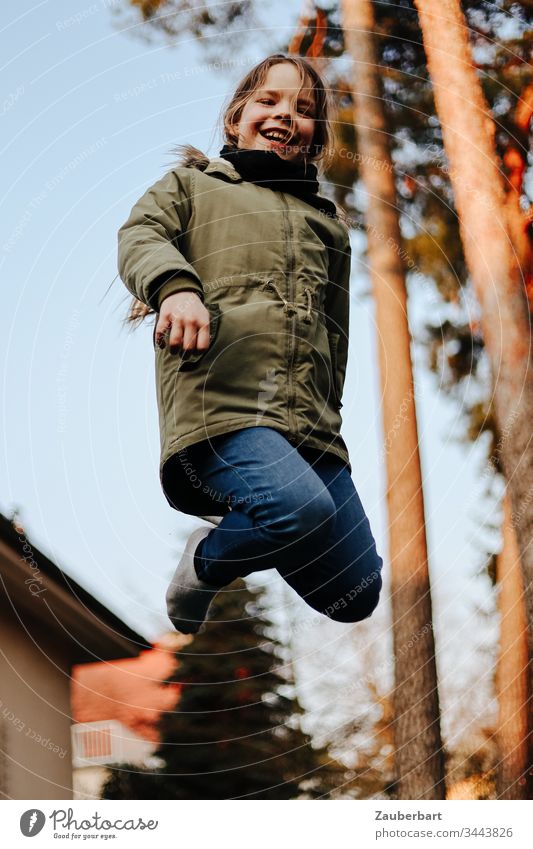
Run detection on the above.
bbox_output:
[273,98,293,121]
[273,110,291,125]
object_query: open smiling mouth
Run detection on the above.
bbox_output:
[258,128,298,149]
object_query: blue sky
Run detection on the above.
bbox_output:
[1,0,497,733]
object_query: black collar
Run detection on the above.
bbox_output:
[218,144,337,217]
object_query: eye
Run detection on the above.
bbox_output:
[297,103,314,116]
[258,98,274,105]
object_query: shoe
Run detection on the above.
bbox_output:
[165,526,222,634]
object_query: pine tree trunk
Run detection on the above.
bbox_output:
[413,0,533,799]
[340,0,445,800]
[496,493,530,799]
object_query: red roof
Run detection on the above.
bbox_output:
[71,632,189,743]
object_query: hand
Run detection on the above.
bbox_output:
[155,290,211,354]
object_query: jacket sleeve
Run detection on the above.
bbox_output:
[325,230,351,402]
[117,168,204,312]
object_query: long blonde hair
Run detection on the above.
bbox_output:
[123,53,337,327]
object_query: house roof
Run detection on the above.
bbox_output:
[0,512,151,663]
[71,632,188,743]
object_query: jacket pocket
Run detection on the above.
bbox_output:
[177,301,222,371]
[153,302,222,369]
[327,331,343,410]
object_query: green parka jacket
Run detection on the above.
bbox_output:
[117,154,352,516]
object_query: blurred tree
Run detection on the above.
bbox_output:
[101,579,352,799]
[326,681,397,798]
[340,0,445,801]
[413,0,533,799]
[292,0,531,801]
[495,492,530,799]
[117,0,347,61]
[325,1,532,411]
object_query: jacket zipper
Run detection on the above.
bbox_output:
[279,191,298,441]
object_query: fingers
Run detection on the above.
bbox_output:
[156,313,211,355]
[176,320,197,354]
[195,316,210,351]
[155,316,170,349]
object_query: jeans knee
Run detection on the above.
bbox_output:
[322,566,383,623]
[265,487,337,544]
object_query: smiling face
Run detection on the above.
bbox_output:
[234,62,317,162]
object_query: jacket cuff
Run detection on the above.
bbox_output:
[151,274,205,311]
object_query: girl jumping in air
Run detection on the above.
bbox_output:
[118,53,383,634]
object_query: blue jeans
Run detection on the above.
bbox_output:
[184,426,384,623]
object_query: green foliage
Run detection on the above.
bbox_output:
[101,580,350,799]
[325,0,532,450]
[114,1,256,57]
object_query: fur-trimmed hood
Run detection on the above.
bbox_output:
[170,144,210,171]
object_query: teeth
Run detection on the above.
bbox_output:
[262,129,291,142]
